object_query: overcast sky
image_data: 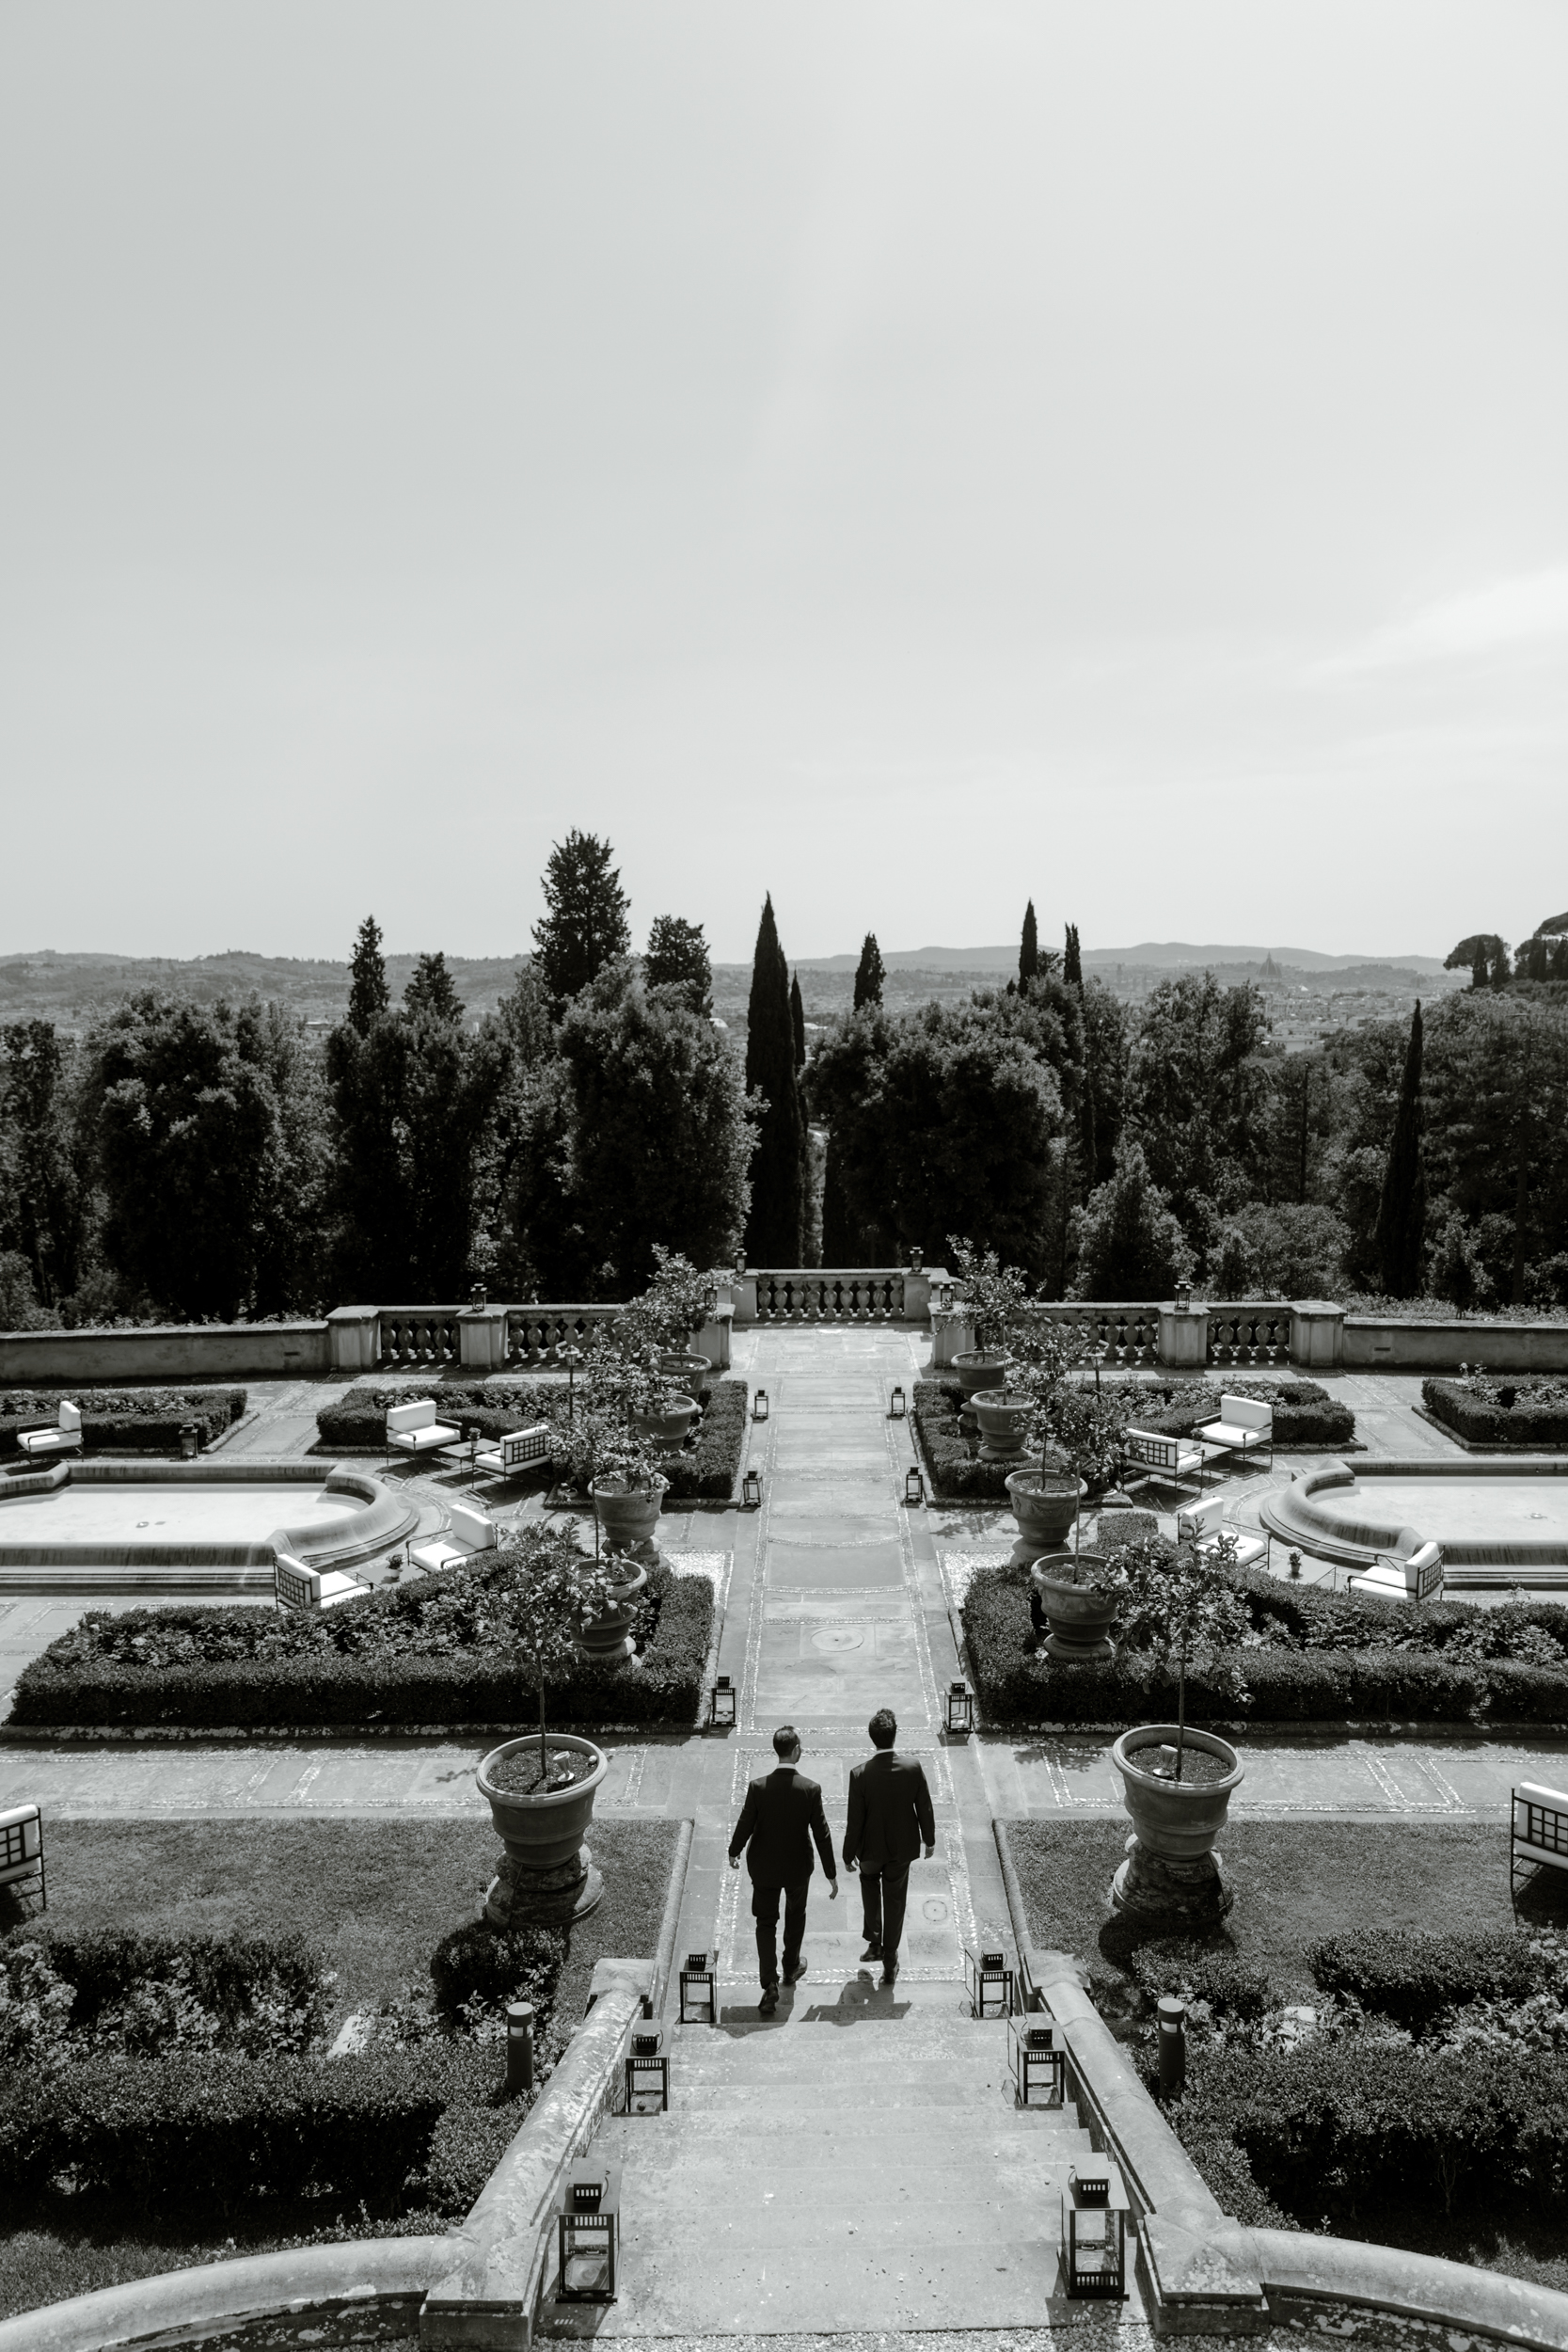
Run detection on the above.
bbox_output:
[2,2,1564,966]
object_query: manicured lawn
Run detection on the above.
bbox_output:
[1004,1815,1568,2000]
[0,1812,682,2322]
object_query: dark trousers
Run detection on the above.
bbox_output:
[859,1863,911,1966]
[752,1876,809,1989]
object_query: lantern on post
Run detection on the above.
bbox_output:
[703,1281,720,1317]
[938,1281,955,1312]
[964,1947,1014,2020]
[560,1344,584,1422]
[1173,1280,1192,1315]
[945,1680,974,1738]
[679,1950,717,2025]
[1157,1994,1187,2097]
[707,1674,736,1729]
[626,2028,668,2114]
[741,1469,762,1510]
[889,1385,907,1418]
[556,2160,620,2303]
[505,2000,534,2095]
[1009,2016,1065,2106]
[904,1466,924,1506]
[752,1390,769,1422]
[1060,2162,1130,2299]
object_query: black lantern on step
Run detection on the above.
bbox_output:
[1060,2162,1130,2298]
[625,2028,668,2114]
[707,1674,736,1729]
[938,1280,955,1312]
[964,1947,1014,2020]
[679,1950,717,2025]
[1009,2016,1065,2107]
[556,2160,620,2303]
[945,1680,974,1737]
[741,1469,762,1509]
[752,1390,768,1421]
[904,1465,924,1506]
[889,1385,907,1418]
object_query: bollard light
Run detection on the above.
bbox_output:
[556,2160,620,2303]
[505,2000,535,2095]
[179,1422,199,1461]
[910,1246,924,1272]
[707,1674,736,1729]
[703,1282,719,1317]
[964,1947,1014,2020]
[625,2028,669,2114]
[1060,2162,1130,2299]
[904,1466,924,1506]
[1009,2016,1066,2107]
[945,1680,974,1737]
[742,1469,763,1510]
[1157,1994,1187,2098]
[890,1386,907,1418]
[679,1950,717,2025]
[752,1390,769,1421]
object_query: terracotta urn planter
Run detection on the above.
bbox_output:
[577,1556,648,1664]
[591,1475,668,1561]
[630,1393,699,1452]
[971,1390,1034,1464]
[657,1352,711,1391]
[1005,1467,1084,1565]
[954,1348,1014,1400]
[1110,1724,1243,1927]
[1029,1547,1117,1661]
[478,1731,608,1927]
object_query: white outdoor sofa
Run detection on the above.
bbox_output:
[1176,1491,1267,1570]
[386,1397,462,1465]
[1124,1428,1207,1496]
[16,1401,83,1461]
[1349,1532,1444,1605]
[408,1500,499,1578]
[472,1424,552,1481]
[0,1801,45,1917]
[1512,1781,1568,1901]
[1193,1393,1274,1472]
[275,1551,372,1613]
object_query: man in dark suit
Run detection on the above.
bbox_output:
[843,1707,936,1988]
[728,1724,838,2015]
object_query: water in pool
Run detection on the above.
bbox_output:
[0,1483,359,1545]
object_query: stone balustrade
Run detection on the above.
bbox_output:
[744,1269,913,1322]
[502,1304,626,1365]
[1205,1302,1294,1372]
[375,1308,462,1370]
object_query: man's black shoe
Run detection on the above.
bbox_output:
[758,1985,779,2015]
[879,1967,898,1989]
[784,1959,808,1986]
[860,1942,882,1963]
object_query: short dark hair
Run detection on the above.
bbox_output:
[868,1708,897,1750]
[772,1724,800,1758]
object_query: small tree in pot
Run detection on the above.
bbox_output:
[496,1527,619,1788]
[947,1235,1029,1396]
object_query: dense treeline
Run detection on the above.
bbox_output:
[3,867,1566,1323]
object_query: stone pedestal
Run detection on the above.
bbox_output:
[1111,1833,1233,1927]
[1290,1300,1345,1371]
[578,1562,648,1664]
[458,1306,509,1373]
[484,1842,604,1928]
[1157,1306,1210,1371]
[326,1306,381,1374]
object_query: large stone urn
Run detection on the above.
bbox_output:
[630,1393,699,1453]
[971,1390,1034,1464]
[591,1475,667,1562]
[1005,1466,1084,1565]
[1030,1548,1117,1661]
[954,1348,1014,1400]
[578,1556,648,1664]
[478,1731,608,1927]
[1110,1724,1243,1928]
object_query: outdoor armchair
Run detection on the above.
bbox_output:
[16,1400,83,1461]
[274,1551,372,1612]
[472,1424,552,1479]
[1123,1427,1207,1496]
[1192,1393,1274,1471]
[408,1500,500,1578]
[1175,1491,1267,1569]
[386,1397,462,1464]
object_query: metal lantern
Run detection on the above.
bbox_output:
[752,1390,769,1421]
[1060,2162,1130,2299]
[945,1680,974,1737]
[707,1674,736,1729]
[910,1246,924,1272]
[890,1385,907,1418]
[626,2028,669,2114]
[704,1282,720,1316]
[679,1950,717,2025]
[937,1280,955,1312]
[1009,2016,1065,2107]
[469,1281,488,1310]
[904,1466,924,1506]
[556,2160,620,2303]
[1174,1280,1192,1314]
[742,1469,763,1509]
[964,1947,1014,2020]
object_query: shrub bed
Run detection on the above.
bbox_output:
[11,1553,714,1729]
[964,1554,1568,1724]
[0,1389,246,1460]
[1423,1376,1568,1447]
[661,1375,746,1500]
[1308,1927,1538,2033]
[1,1927,332,2058]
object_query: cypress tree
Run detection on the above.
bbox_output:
[853,933,886,1011]
[790,971,807,1072]
[532,831,631,1015]
[744,895,806,1264]
[1020,902,1038,987]
[1373,1002,1427,1298]
[1063,923,1083,989]
[347,916,388,1035]
[820,1132,858,1265]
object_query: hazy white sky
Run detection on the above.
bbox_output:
[3,2,1564,965]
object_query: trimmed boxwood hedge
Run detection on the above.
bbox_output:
[0,1388,246,1460]
[1308,1927,1537,2033]
[10,1553,715,1730]
[1423,1376,1568,1448]
[962,1554,1568,1724]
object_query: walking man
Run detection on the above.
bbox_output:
[728,1724,838,2015]
[843,1707,936,1988]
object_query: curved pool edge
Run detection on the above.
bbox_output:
[1261,1459,1568,1576]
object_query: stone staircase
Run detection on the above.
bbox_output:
[540,1993,1100,2337]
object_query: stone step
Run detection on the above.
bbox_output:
[596,2129,1089,2185]
[594,2190,1073,2250]
[598,2106,1073,2146]
[658,2079,1028,2113]
[668,2055,1024,2090]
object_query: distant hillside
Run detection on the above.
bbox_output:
[793,940,1451,976]
[0,950,527,1030]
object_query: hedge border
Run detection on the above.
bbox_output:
[0,1388,247,1461]
[1422,1376,1568,1450]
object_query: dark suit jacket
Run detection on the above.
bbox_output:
[844,1750,936,1871]
[729,1767,836,1886]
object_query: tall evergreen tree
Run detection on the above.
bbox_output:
[1373,1002,1427,1298]
[532,832,631,1015]
[790,971,807,1072]
[644,915,713,1018]
[853,933,886,1010]
[819,1133,859,1264]
[743,895,806,1264]
[347,916,388,1035]
[1063,923,1083,989]
[403,951,464,1023]
[1020,902,1038,987]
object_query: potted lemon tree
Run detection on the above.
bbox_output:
[947,1236,1027,1399]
